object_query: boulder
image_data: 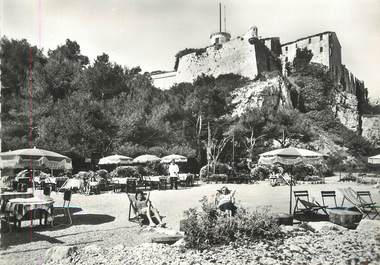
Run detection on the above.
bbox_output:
[44,246,77,264]
[306,221,347,232]
[356,219,380,233]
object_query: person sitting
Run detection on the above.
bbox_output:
[134,191,165,227]
[215,186,237,217]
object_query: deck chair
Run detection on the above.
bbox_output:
[339,188,379,219]
[127,193,144,225]
[293,190,328,220]
[126,193,164,226]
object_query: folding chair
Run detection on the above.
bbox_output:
[339,188,379,219]
[321,191,340,209]
[356,191,379,207]
[126,193,164,226]
[127,193,145,226]
[293,190,328,220]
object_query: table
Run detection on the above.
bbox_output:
[0,192,34,212]
[327,209,363,229]
[5,197,54,229]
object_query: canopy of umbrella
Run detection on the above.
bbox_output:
[0,147,72,170]
[368,154,380,165]
[132,154,161,164]
[98,154,132,165]
[160,154,188,163]
[259,147,325,165]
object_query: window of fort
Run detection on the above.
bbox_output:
[285,57,288,62]
[215,37,219,44]
[329,47,332,56]
[320,47,323,53]
[320,35,323,41]
[308,38,311,44]
[295,44,298,48]
[285,46,288,52]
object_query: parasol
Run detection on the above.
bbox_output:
[258,147,304,214]
[160,154,188,163]
[132,154,161,164]
[368,154,380,164]
[0,147,72,170]
[98,154,132,165]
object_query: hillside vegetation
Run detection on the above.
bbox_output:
[1,38,376,171]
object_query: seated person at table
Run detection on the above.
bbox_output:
[134,191,165,227]
[215,187,237,217]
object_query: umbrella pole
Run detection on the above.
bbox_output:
[289,174,293,214]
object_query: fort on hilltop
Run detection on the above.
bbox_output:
[151,27,365,101]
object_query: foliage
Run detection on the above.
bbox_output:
[114,166,141,178]
[139,161,168,176]
[199,162,233,180]
[250,164,271,180]
[293,48,313,70]
[182,197,283,249]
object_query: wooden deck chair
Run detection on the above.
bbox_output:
[126,193,164,226]
[293,190,328,218]
[339,188,379,219]
[126,193,144,225]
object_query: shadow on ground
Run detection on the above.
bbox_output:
[0,213,115,248]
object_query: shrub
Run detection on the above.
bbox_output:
[250,164,270,180]
[182,197,283,250]
[114,166,141,178]
[140,161,168,176]
[199,162,233,181]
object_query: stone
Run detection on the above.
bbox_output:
[44,245,77,263]
[356,219,380,233]
[306,221,347,232]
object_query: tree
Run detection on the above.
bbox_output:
[293,48,313,70]
[264,110,312,147]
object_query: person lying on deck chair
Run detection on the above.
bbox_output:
[216,187,237,217]
[134,191,165,227]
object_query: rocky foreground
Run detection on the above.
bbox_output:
[43,220,380,265]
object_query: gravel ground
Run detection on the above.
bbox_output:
[42,220,380,265]
[1,177,379,265]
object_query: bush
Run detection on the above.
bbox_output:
[199,162,233,181]
[250,164,270,180]
[140,161,168,176]
[182,197,283,250]
[114,166,141,178]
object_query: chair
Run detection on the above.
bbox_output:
[293,190,328,220]
[321,191,338,208]
[356,191,379,207]
[339,188,379,219]
[126,193,164,226]
[127,193,144,225]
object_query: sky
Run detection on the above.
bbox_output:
[2,0,380,98]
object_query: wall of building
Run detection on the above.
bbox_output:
[261,37,281,56]
[151,71,177,90]
[281,32,331,68]
[176,37,259,83]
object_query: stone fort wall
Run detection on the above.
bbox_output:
[175,36,278,84]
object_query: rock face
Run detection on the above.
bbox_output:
[231,76,293,117]
[362,115,380,147]
[332,91,360,132]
